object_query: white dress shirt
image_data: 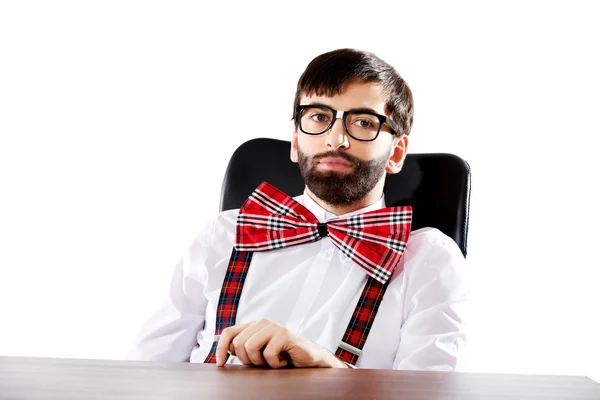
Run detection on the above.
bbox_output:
[128,192,469,370]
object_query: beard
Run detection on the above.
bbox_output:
[297,148,389,206]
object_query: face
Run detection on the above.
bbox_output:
[290,81,408,206]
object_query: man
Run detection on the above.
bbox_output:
[128,48,468,370]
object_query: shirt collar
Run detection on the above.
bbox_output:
[298,188,387,223]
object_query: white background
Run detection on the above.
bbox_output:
[1,0,599,383]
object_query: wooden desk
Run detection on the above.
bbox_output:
[1,356,598,399]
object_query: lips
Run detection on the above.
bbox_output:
[318,157,353,167]
[317,157,355,171]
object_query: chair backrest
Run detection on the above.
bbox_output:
[220,138,471,257]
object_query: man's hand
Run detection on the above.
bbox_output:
[215,318,348,369]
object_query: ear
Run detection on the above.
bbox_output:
[290,129,299,163]
[386,134,409,174]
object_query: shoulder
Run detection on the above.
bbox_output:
[188,192,303,252]
[182,208,240,275]
[212,208,240,236]
[397,227,468,301]
[404,227,465,266]
[190,208,239,248]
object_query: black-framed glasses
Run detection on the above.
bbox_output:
[296,104,399,142]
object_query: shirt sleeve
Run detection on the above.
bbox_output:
[126,216,217,362]
[392,228,470,371]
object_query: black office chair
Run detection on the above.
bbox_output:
[220,138,471,257]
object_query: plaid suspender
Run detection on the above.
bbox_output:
[203,249,253,364]
[335,276,388,365]
[204,248,390,366]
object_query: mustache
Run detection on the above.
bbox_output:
[311,151,362,166]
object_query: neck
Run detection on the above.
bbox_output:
[305,179,385,216]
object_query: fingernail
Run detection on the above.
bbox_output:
[216,356,221,365]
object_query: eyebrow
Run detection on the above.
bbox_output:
[306,102,382,115]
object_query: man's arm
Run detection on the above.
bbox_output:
[392,228,470,371]
[127,218,215,362]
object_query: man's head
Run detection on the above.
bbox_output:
[290,49,414,210]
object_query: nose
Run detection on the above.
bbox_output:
[325,117,350,150]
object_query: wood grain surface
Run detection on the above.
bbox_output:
[1,356,599,399]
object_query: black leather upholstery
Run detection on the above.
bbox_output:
[220,138,471,257]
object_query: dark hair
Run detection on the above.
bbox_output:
[293,48,414,136]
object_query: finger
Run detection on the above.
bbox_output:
[243,324,282,366]
[262,331,291,369]
[215,322,252,367]
[230,320,273,365]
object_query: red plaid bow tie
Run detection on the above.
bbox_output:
[235,182,412,284]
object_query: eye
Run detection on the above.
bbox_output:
[310,113,331,123]
[354,118,374,128]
